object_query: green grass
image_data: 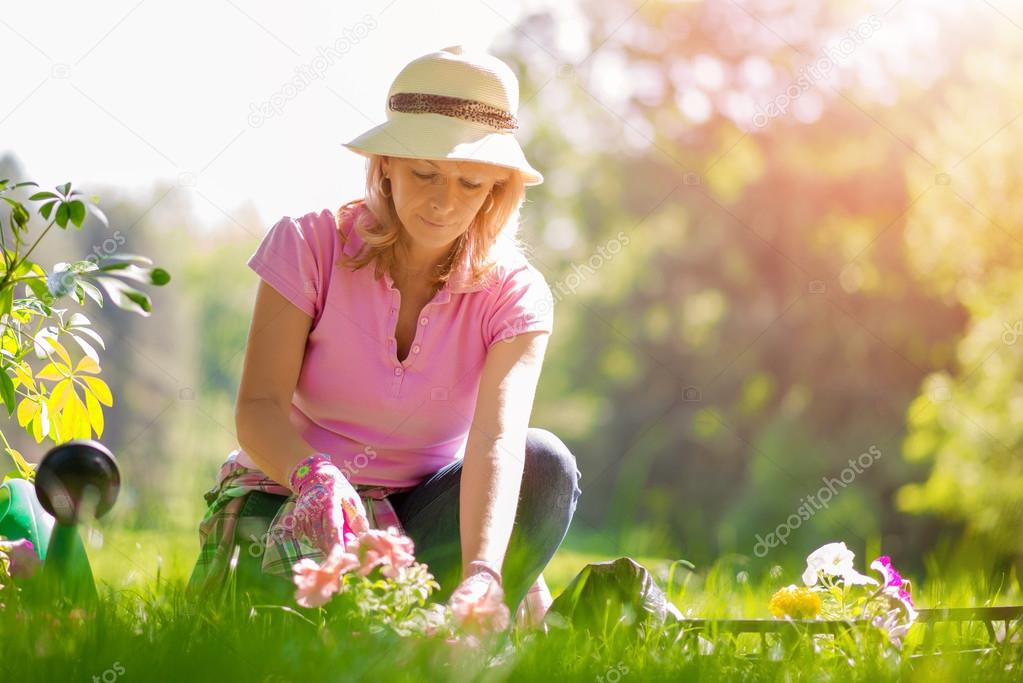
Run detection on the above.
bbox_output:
[3,527,1022,682]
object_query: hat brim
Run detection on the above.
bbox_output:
[342,112,543,186]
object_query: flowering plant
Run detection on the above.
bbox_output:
[289,508,511,647]
[769,542,917,648]
[0,536,42,603]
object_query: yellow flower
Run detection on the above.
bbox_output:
[769,584,822,619]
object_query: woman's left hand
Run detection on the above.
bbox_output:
[448,561,510,634]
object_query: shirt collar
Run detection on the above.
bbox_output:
[341,204,490,299]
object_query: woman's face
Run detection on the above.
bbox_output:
[381,156,510,255]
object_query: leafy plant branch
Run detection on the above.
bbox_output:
[0,178,170,483]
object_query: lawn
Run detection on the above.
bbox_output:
[3,526,1021,682]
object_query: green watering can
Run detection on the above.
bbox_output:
[0,439,120,602]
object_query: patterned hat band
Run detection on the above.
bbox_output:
[389,92,519,132]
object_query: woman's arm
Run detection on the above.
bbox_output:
[459,330,550,578]
[235,280,318,487]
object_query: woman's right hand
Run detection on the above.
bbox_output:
[287,454,369,554]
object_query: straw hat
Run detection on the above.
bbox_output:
[342,45,543,186]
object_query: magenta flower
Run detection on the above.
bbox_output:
[0,538,41,579]
[871,555,914,608]
[870,556,903,588]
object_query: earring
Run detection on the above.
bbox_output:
[379,174,392,198]
[482,193,494,213]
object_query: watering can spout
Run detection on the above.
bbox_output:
[0,439,120,604]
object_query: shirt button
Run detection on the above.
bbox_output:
[419,316,429,326]
[394,367,403,376]
[412,344,421,354]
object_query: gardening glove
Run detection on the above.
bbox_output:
[448,560,510,635]
[287,453,369,555]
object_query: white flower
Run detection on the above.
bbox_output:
[801,542,879,587]
[871,607,913,649]
[881,585,918,623]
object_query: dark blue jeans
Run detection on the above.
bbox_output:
[387,427,582,615]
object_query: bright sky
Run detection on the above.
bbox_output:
[0,1,565,238]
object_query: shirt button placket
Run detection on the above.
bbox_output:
[392,364,403,397]
[388,292,402,396]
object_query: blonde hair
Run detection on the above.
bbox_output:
[335,153,529,291]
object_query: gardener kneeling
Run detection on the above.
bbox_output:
[185,46,582,634]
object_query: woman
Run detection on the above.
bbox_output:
[186,45,582,632]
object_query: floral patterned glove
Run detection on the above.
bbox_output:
[288,454,369,554]
[448,560,510,634]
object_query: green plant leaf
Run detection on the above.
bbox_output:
[55,202,69,228]
[151,267,171,285]
[68,200,87,228]
[0,371,14,415]
[99,253,154,268]
[106,264,169,286]
[95,276,152,316]
[28,191,58,201]
[2,198,30,229]
[75,279,104,308]
[40,199,57,220]
[0,286,12,318]
[57,182,71,196]
[25,277,53,305]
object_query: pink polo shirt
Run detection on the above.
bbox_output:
[232,200,555,488]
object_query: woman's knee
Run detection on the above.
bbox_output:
[524,427,582,511]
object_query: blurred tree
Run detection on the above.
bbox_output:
[496,0,984,568]
[894,19,1023,560]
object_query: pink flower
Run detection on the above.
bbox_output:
[0,539,41,579]
[351,526,416,579]
[870,556,903,589]
[871,555,914,608]
[292,543,360,608]
[449,573,511,634]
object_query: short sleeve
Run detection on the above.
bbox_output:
[247,212,335,321]
[485,263,555,349]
